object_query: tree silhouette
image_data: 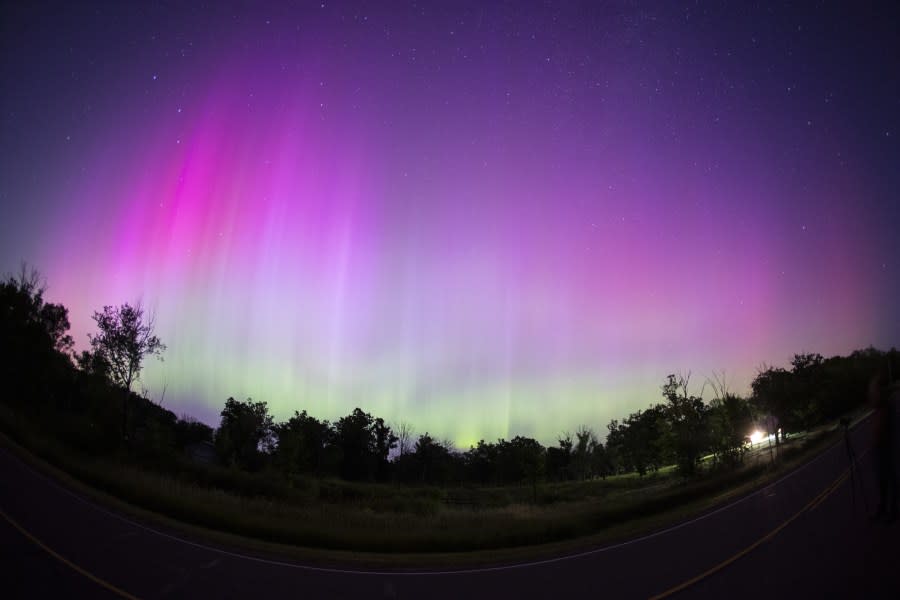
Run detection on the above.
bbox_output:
[0,265,75,409]
[605,419,625,474]
[411,432,450,484]
[707,394,753,468]
[660,374,709,476]
[215,397,275,470]
[486,436,546,500]
[273,410,331,476]
[546,434,573,481]
[789,353,825,430]
[750,365,792,445]
[89,303,165,392]
[334,408,397,481]
[395,420,415,457]
[88,302,165,439]
[40,302,74,354]
[621,407,665,476]
[0,265,74,356]
[572,426,598,480]
[3,264,894,493]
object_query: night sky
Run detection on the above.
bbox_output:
[1,1,898,446]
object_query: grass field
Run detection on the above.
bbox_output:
[0,405,853,565]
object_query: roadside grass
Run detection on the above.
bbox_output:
[0,405,852,565]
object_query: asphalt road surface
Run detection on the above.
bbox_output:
[2,412,898,599]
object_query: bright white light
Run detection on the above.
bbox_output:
[749,430,765,444]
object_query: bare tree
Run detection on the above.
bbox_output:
[705,370,731,401]
[14,263,44,297]
[396,420,415,457]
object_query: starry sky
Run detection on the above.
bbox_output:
[1,1,898,447]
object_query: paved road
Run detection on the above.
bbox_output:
[1,413,898,599]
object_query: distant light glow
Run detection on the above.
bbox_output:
[749,431,765,445]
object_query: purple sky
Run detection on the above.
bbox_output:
[1,2,898,445]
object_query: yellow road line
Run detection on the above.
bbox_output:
[809,472,848,511]
[649,467,851,599]
[0,507,140,600]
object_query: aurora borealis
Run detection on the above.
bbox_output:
[1,2,898,446]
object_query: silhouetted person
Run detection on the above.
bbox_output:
[870,370,898,522]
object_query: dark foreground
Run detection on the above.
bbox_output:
[1,412,898,599]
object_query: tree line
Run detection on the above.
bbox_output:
[1,266,896,492]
